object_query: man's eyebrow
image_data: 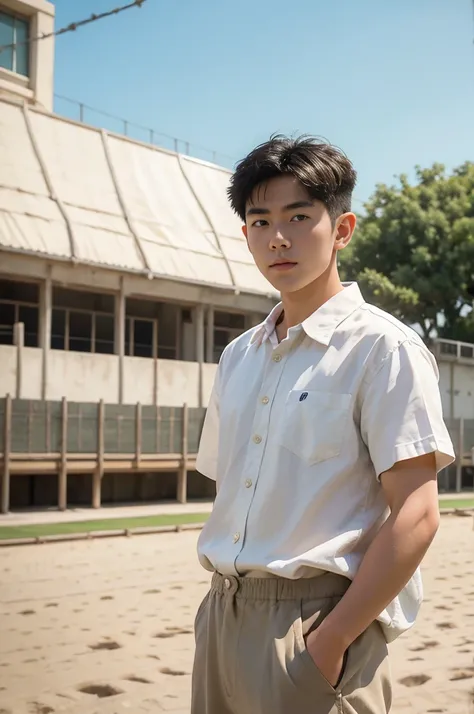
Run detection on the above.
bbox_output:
[246,200,314,217]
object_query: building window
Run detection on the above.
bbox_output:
[0,11,29,77]
[213,311,246,362]
[125,299,179,359]
[0,278,39,346]
[51,287,115,354]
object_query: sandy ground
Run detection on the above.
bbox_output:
[0,515,473,714]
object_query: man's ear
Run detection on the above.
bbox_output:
[242,224,248,240]
[334,212,356,252]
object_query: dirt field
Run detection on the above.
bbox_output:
[0,515,473,714]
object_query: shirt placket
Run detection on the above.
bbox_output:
[230,341,291,574]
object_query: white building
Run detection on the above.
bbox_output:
[0,0,472,511]
[0,0,278,511]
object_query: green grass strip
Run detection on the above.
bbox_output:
[0,499,473,542]
[438,498,474,510]
[0,512,209,541]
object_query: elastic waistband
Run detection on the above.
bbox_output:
[211,571,351,601]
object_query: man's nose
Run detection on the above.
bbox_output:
[269,228,291,249]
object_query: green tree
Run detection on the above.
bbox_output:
[340,162,474,342]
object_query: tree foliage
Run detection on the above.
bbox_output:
[340,162,474,342]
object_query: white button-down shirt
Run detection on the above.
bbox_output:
[196,283,454,642]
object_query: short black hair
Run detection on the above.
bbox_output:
[228,134,357,222]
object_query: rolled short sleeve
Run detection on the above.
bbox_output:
[360,340,455,478]
[196,367,220,481]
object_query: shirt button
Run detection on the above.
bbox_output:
[261,396,269,405]
[224,578,231,589]
[233,532,240,543]
[245,479,252,488]
[253,434,262,444]
[273,354,282,362]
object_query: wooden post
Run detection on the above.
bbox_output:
[177,403,188,504]
[41,272,52,400]
[455,417,464,493]
[116,279,125,404]
[196,305,205,408]
[14,322,25,399]
[206,306,214,363]
[93,400,104,509]
[1,394,12,514]
[135,402,142,466]
[58,397,68,511]
[46,400,51,453]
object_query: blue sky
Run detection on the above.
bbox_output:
[52,0,473,206]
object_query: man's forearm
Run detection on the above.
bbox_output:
[317,488,440,650]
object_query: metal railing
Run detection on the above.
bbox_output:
[54,94,237,168]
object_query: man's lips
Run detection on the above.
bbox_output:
[269,261,297,271]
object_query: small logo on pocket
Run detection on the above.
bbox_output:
[299,392,308,402]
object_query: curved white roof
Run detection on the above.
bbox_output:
[0,99,276,297]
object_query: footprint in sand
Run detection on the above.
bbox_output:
[123,675,153,684]
[449,667,474,681]
[28,704,54,714]
[399,674,431,687]
[19,610,35,616]
[143,589,161,595]
[100,596,114,601]
[147,655,161,660]
[159,667,187,676]
[45,603,58,609]
[88,641,122,651]
[434,605,452,611]
[409,640,439,652]
[436,622,457,630]
[77,684,122,698]
[408,657,424,662]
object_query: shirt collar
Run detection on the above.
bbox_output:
[250,282,365,348]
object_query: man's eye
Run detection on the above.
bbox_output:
[252,219,268,227]
[290,214,308,222]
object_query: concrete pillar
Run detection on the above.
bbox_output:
[40,272,52,400]
[177,403,188,504]
[116,279,125,404]
[14,322,24,399]
[1,394,12,514]
[455,417,464,493]
[196,305,205,407]
[58,397,68,511]
[206,306,214,363]
[93,400,104,509]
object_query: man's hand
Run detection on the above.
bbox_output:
[305,627,346,688]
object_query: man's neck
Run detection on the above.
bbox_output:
[276,273,344,341]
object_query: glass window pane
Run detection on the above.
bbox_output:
[133,319,153,358]
[14,18,29,76]
[51,309,66,350]
[18,305,38,346]
[0,12,14,71]
[69,311,92,353]
[0,278,38,303]
[95,314,114,354]
[0,301,15,327]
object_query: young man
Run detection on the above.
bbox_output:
[192,136,454,714]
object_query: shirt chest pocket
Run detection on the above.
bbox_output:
[279,390,352,465]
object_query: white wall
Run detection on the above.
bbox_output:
[123,356,155,405]
[157,360,200,407]
[202,362,218,406]
[47,351,119,403]
[21,347,42,398]
[0,345,17,397]
[438,362,452,418]
[452,363,474,420]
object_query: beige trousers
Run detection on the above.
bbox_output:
[192,571,392,714]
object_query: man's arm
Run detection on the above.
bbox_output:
[307,452,439,685]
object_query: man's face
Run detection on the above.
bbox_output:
[242,175,354,295]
